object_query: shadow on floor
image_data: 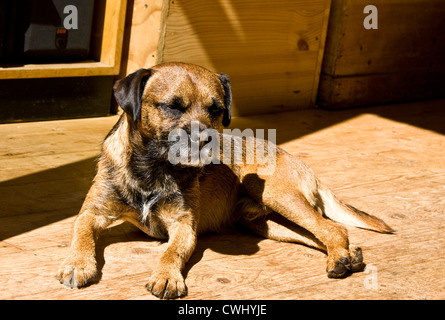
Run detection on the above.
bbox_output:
[1,99,444,242]
[89,220,263,286]
[0,157,96,241]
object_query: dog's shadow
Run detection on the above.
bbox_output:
[93,221,263,285]
[183,224,263,279]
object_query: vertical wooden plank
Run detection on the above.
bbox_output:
[319,0,346,77]
[120,0,166,77]
[156,0,172,65]
[310,0,332,106]
[100,0,128,73]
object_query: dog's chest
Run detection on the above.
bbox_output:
[126,187,178,236]
[118,154,201,238]
[139,190,164,222]
[121,190,175,239]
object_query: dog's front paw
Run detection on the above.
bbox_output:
[146,268,187,299]
[56,256,98,289]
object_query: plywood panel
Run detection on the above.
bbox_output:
[323,0,445,77]
[159,0,332,116]
[99,0,128,70]
[318,0,445,108]
[318,71,445,109]
[1,100,445,300]
[120,0,165,77]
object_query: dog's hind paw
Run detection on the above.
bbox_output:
[350,245,366,272]
[327,256,351,278]
[326,245,366,278]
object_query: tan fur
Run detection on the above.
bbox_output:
[56,62,392,299]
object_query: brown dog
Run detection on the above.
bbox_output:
[56,62,393,299]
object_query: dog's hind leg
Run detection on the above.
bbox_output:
[279,188,362,277]
[221,135,366,277]
[249,190,366,278]
[242,212,365,275]
[236,195,325,250]
[238,195,365,277]
[242,212,326,251]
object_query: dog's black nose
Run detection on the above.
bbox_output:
[188,121,208,143]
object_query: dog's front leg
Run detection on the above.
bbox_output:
[146,213,197,299]
[56,207,112,288]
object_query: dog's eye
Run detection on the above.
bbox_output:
[209,102,223,115]
[170,99,186,112]
[158,96,186,111]
[158,101,185,119]
[158,101,185,111]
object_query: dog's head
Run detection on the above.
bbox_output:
[113,62,232,166]
[113,62,231,135]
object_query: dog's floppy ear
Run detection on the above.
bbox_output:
[218,73,232,127]
[113,68,152,123]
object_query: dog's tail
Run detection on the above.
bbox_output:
[316,183,394,233]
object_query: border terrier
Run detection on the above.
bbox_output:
[56,62,393,299]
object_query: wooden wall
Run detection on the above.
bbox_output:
[121,0,332,116]
[121,0,445,113]
[119,0,164,78]
[318,0,445,109]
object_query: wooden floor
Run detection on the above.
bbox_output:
[1,99,444,300]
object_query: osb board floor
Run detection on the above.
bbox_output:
[1,99,444,300]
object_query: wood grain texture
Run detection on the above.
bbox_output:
[318,71,445,109]
[0,62,116,79]
[98,0,128,72]
[120,0,165,77]
[318,0,445,108]
[158,0,332,116]
[323,0,445,76]
[1,100,444,299]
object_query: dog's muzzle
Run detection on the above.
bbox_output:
[187,121,209,148]
[167,121,218,166]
